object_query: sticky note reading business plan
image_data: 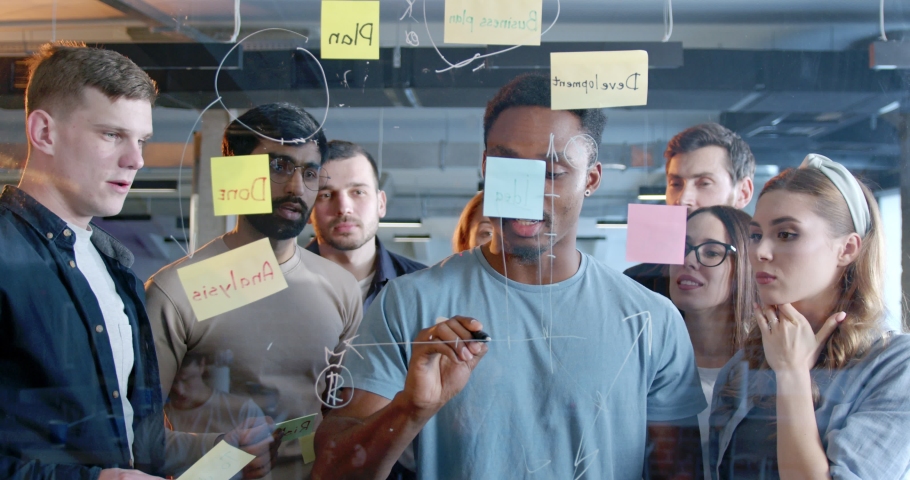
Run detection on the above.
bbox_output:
[177,441,255,480]
[321,1,380,60]
[482,156,546,220]
[550,50,649,110]
[275,413,318,443]
[211,154,272,216]
[444,0,542,46]
[625,204,688,265]
[177,238,289,321]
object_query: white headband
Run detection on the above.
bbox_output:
[799,154,871,237]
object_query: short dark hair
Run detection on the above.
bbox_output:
[324,140,380,187]
[483,73,606,166]
[664,123,755,184]
[222,103,327,159]
[26,42,157,117]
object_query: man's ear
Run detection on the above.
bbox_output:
[733,177,754,209]
[837,233,862,267]
[377,190,387,218]
[481,151,487,180]
[585,162,602,196]
[26,109,56,157]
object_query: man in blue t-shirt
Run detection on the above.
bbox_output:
[312,73,706,480]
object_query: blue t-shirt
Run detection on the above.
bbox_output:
[345,248,706,479]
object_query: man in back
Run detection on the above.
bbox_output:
[312,73,705,479]
[624,123,755,297]
[145,103,362,479]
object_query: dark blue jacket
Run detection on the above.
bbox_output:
[305,238,426,309]
[0,186,165,479]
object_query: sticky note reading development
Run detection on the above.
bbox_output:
[177,441,255,480]
[625,204,688,265]
[275,413,318,443]
[550,50,649,110]
[321,1,380,60]
[482,156,546,220]
[444,0,542,46]
[177,238,289,321]
[211,154,272,216]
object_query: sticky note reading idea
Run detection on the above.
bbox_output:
[177,441,254,480]
[444,0,543,46]
[625,204,688,265]
[275,413,318,443]
[211,154,272,216]
[483,157,546,220]
[550,50,649,110]
[177,238,289,321]
[321,1,380,60]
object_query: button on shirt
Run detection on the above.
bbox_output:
[68,223,135,459]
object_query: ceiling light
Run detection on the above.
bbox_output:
[393,235,431,243]
[379,220,423,228]
[878,101,900,115]
[596,221,627,229]
[637,186,666,202]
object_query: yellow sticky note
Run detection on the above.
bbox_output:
[177,441,255,480]
[444,0,542,46]
[550,51,649,110]
[211,154,272,216]
[300,432,317,464]
[177,238,289,321]
[321,1,380,60]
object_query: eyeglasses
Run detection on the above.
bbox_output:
[684,241,737,268]
[269,158,329,191]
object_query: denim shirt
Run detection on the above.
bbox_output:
[306,237,426,310]
[0,186,164,479]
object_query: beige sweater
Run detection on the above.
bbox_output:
[146,237,362,477]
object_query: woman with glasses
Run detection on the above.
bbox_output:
[710,155,910,479]
[669,205,757,479]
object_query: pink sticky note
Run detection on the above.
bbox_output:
[625,204,688,265]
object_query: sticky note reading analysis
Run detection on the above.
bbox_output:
[211,154,272,216]
[275,413,318,443]
[482,156,546,220]
[177,441,255,480]
[625,204,688,265]
[177,238,289,321]
[321,1,380,60]
[550,50,649,110]
[444,0,543,46]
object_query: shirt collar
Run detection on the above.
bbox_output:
[305,236,395,285]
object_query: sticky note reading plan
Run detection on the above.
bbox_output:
[275,413,318,443]
[483,157,546,220]
[444,0,542,46]
[177,238,289,321]
[625,204,688,265]
[177,441,254,480]
[321,1,380,60]
[211,154,271,216]
[551,51,649,110]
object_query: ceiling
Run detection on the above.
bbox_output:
[0,0,908,249]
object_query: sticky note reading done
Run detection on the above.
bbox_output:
[177,238,289,321]
[444,0,543,46]
[177,441,255,480]
[625,204,688,265]
[550,51,649,110]
[482,156,546,220]
[211,154,272,216]
[321,1,380,59]
[275,413,318,443]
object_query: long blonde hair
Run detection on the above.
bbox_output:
[741,168,885,378]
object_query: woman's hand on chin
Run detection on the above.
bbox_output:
[756,303,846,373]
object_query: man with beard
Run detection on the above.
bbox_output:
[145,103,362,479]
[312,74,705,479]
[306,140,426,310]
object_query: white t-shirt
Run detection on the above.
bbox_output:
[68,223,135,459]
[358,270,376,300]
[697,366,722,479]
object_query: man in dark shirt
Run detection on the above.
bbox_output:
[624,123,756,298]
[306,140,426,311]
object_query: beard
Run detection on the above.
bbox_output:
[319,215,377,251]
[245,195,309,240]
[497,213,555,265]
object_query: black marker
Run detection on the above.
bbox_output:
[471,330,491,342]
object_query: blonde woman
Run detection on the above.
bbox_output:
[710,154,910,479]
[452,191,493,252]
